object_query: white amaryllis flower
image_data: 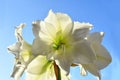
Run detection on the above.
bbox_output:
[32,10,96,75]
[26,55,70,80]
[26,55,56,80]
[8,24,34,80]
[79,32,112,80]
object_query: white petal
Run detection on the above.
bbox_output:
[72,22,93,40]
[87,32,112,69]
[25,72,56,80]
[63,22,73,37]
[72,40,96,64]
[92,44,112,69]
[32,37,50,55]
[87,32,104,44]
[32,20,41,37]
[15,24,25,41]
[79,64,87,76]
[55,59,71,75]
[7,42,21,58]
[45,51,57,60]
[39,31,53,44]
[25,73,40,80]
[20,41,33,63]
[27,55,52,74]
[56,13,73,36]
[73,22,93,30]
[8,23,33,80]
[55,51,73,75]
[26,60,56,80]
[26,55,70,80]
[8,24,26,58]
[45,10,58,29]
[40,21,56,39]
[45,10,73,37]
[11,64,26,80]
[21,41,31,50]
[82,64,101,80]
[61,70,70,80]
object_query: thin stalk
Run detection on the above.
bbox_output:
[54,61,61,80]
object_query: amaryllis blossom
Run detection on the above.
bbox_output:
[79,32,112,80]
[26,55,70,80]
[32,10,96,75]
[26,55,56,80]
[8,24,34,80]
[8,22,70,80]
[8,10,112,80]
[26,21,70,80]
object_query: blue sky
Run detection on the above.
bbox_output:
[0,0,120,80]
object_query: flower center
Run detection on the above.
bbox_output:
[52,30,73,52]
[52,31,65,50]
[52,37,65,50]
[52,42,65,50]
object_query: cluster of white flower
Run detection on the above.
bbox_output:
[8,10,112,80]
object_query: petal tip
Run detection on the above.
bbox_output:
[100,32,104,36]
[48,9,55,15]
[18,23,26,28]
[32,20,41,26]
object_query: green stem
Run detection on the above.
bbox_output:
[54,61,61,80]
